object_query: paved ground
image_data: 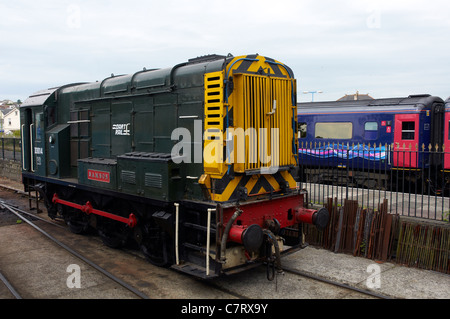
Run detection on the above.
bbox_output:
[282,246,449,299]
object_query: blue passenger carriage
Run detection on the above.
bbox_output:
[297,95,445,189]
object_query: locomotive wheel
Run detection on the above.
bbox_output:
[135,223,169,267]
[63,210,91,234]
[54,189,93,234]
[98,222,128,249]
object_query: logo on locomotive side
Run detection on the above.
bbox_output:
[112,123,131,136]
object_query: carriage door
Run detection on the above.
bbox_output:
[393,114,419,168]
[21,108,32,172]
[21,107,46,176]
[444,111,450,170]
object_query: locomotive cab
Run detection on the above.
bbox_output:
[21,92,48,177]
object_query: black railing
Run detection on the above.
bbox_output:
[299,142,450,222]
[1,136,449,221]
[0,138,21,162]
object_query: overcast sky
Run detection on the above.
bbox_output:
[1,0,449,103]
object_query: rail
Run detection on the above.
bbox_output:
[0,270,21,299]
[0,200,150,299]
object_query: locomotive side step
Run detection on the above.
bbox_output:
[183,242,216,255]
[171,262,218,279]
[183,222,217,234]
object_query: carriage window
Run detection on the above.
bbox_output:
[315,122,352,139]
[364,122,378,140]
[448,121,450,140]
[365,122,378,131]
[401,121,415,140]
[298,122,307,138]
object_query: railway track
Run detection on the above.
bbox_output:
[0,269,21,299]
[0,200,150,299]
[280,265,392,299]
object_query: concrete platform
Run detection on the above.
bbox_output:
[282,246,449,299]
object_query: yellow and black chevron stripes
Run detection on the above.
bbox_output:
[201,54,298,201]
[226,54,293,79]
[202,171,297,202]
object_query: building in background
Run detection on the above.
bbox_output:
[0,101,21,134]
[2,106,20,133]
[337,91,374,101]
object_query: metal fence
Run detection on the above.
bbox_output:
[0,138,21,162]
[299,142,450,222]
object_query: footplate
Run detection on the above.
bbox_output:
[171,262,219,279]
